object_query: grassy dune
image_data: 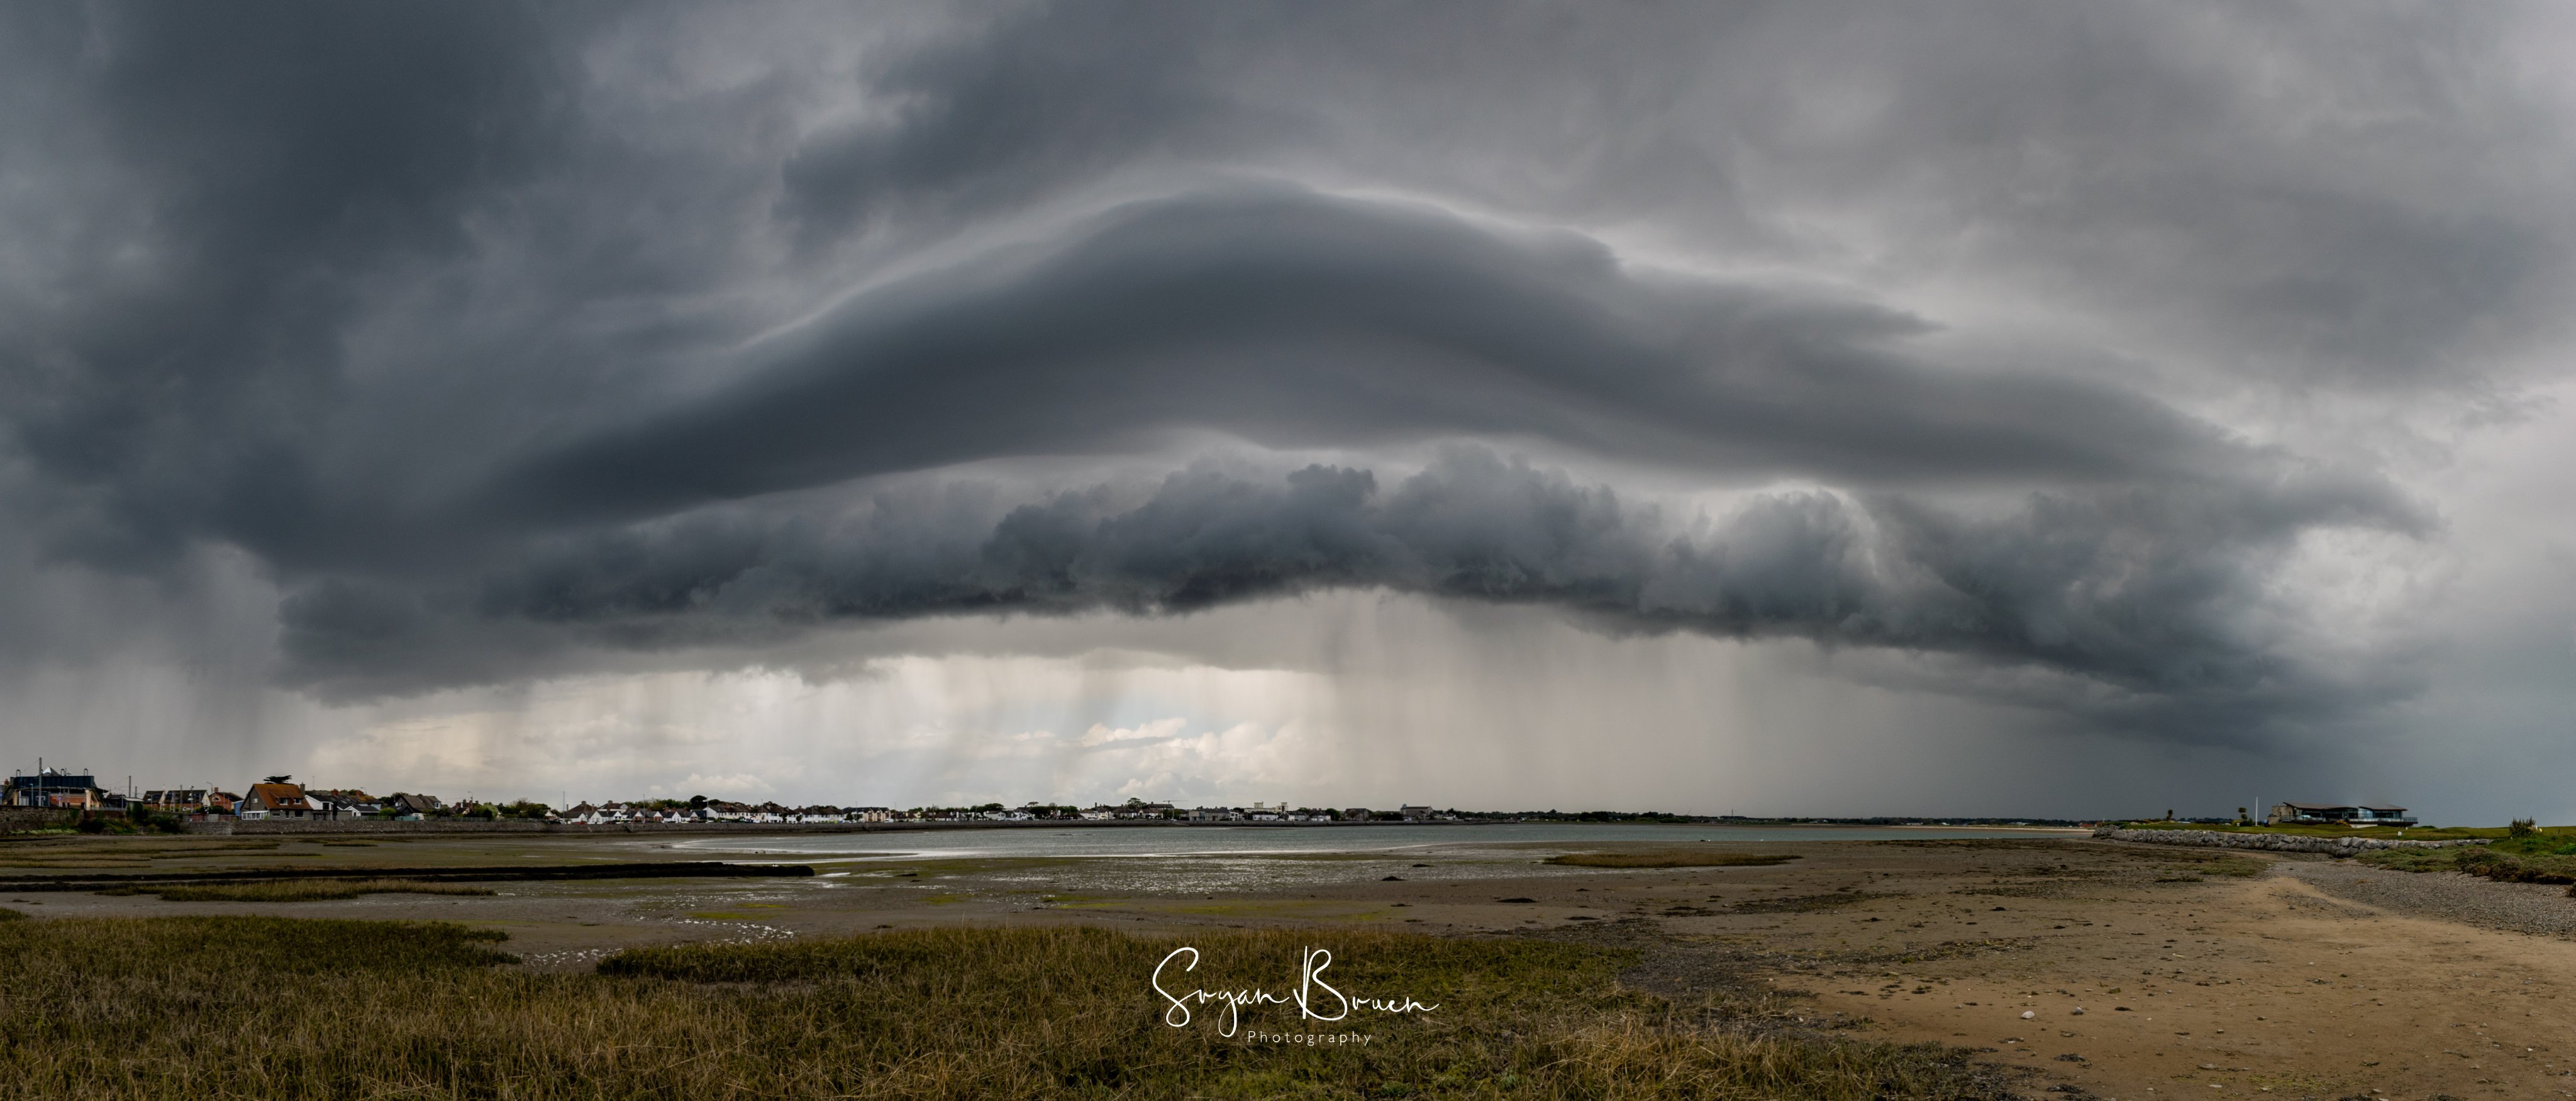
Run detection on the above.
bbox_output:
[0,915,2011,1100]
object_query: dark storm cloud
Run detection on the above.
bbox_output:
[0,1,2555,742]
[0,1,575,571]
[285,447,2428,735]
[478,186,2260,530]
[752,0,2571,386]
[770,1,1287,250]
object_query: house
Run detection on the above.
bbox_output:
[307,790,380,819]
[1186,806,1241,822]
[1398,805,1433,821]
[238,781,315,820]
[206,791,240,813]
[386,793,443,818]
[4,769,103,808]
[1343,808,1373,822]
[848,807,895,822]
[141,789,209,811]
[2268,802,2416,827]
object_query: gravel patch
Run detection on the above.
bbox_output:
[2279,859,2576,939]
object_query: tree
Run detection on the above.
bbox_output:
[263,775,293,785]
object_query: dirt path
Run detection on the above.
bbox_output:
[1779,861,2576,1100]
[2285,859,2576,939]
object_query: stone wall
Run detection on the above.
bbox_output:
[2091,826,2477,856]
[0,807,75,832]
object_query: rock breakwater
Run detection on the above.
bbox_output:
[2091,827,2477,857]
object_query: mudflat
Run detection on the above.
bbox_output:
[6,829,2570,1098]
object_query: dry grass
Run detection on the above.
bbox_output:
[1545,851,1799,869]
[0,916,2014,1100]
[98,879,499,902]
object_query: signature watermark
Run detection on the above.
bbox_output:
[1152,945,1438,1038]
[1240,1029,1372,1046]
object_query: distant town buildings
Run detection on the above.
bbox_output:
[18,761,1913,829]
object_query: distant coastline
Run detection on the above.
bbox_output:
[157,816,2102,839]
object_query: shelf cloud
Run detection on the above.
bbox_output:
[3,1,2569,813]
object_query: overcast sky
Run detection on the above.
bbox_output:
[4,1,2571,820]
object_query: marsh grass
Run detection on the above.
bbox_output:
[99,878,500,902]
[2360,842,2576,885]
[2163,855,2264,878]
[2483,829,2576,858]
[1728,891,1898,914]
[0,917,2011,1100]
[1545,851,1799,869]
[0,841,286,869]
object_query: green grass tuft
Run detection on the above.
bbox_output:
[102,878,500,902]
[2358,843,2576,885]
